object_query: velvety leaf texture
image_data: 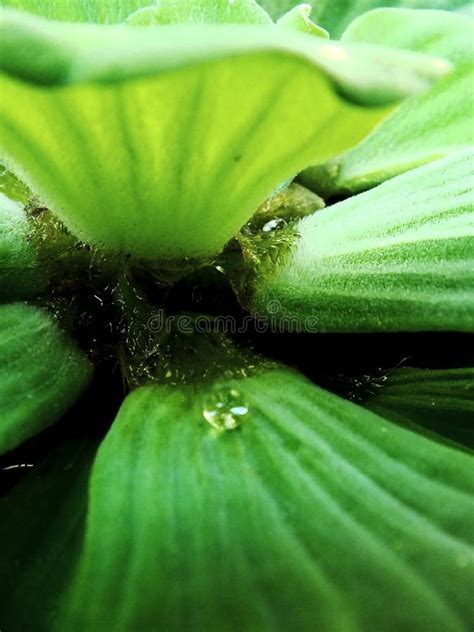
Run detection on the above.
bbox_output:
[247,151,474,332]
[309,0,469,38]
[0,10,449,261]
[342,8,473,65]
[364,367,474,448]
[0,303,93,454]
[0,192,45,300]
[260,1,470,33]
[62,368,474,631]
[126,0,272,25]
[0,0,152,23]
[276,4,329,38]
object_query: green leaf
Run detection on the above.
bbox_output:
[301,10,474,195]
[342,8,473,65]
[243,150,474,333]
[0,302,93,454]
[0,162,30,205]
[0,10,448,262]
[276,4,329,39]
[302,64,474,196]
[0,0,151,23]
[0,192,46,300]
[258,0,304,19]
[364,367,474,448]
[126,0,272,25]
[457,3,474,16]
[61,366,474,630]
[300,0,469,38]
[0,437,97,632]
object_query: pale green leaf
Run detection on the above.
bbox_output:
[0,437,97,631]
[258,0,308,18]
[0,162,30,205]
[301,0,469,38]
[244,151,474,333]
[0,192,46,300]
[61,365,474,630]
[302,9,474,195]
[0,302,93,454]
[0,0,151,23]
[342,8,474,65]
[0,10,449,262]
[126,0,272,25]
[364,367,474,448]
[457,3,474,16]
[301,64,474,196]
[276,4,329,38]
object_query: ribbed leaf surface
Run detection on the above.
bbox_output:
[0,10,447,260]
[0,438,97,631]
[247,151,474,332]
[302,9,474,195]
[62,368,474,631]
[365,367,474,448]
[0,303,92,454]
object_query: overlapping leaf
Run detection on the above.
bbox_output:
[0,437,97,632]
[0,193,45,300]
[276,4,329,38]
[0,303,92,454]
[364,366,474,448]
[61,361,474,630]
[244,151,474,332]
[261,0,470,37]
[0,9,448,261]
[301,9,474,195]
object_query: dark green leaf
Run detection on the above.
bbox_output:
[364,367,474,448]
[0,437,97,631]
[61,365,474,630]
[0,303,93,454]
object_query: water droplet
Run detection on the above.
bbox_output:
[202,388,249,431]
[2,463,34,471]
[262,218,287,233]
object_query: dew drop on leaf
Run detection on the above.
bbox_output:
[202,388,249,431]
[262,218,287,233]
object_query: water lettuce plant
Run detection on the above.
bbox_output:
[0,1,473,630]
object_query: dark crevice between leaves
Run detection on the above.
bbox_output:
[2,166,472,463]
[0,367,124,497]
